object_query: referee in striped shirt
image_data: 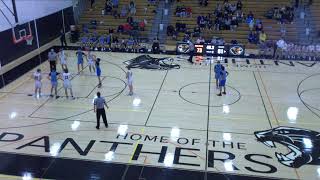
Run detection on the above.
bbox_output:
[94,92,109,129]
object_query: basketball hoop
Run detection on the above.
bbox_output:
[25,35,33,46]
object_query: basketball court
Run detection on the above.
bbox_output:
[0,51,319,179]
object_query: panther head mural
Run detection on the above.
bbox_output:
[254,126,320,168]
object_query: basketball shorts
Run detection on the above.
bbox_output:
[51,81,58,88]
[78,58,83,65]
[35,81,42,89]
[96,68,101,77]
[127,79,133,86]
[63,82,72,89]
[219,80,226,87]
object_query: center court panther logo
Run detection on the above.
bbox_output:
[254,126,320,168]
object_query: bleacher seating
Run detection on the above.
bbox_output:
[310,1,320,41]
[78,0,156,41]
[167,0,298,48]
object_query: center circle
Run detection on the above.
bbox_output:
[299,88,320,112]
[297,74,320,115]
[179,82,241,107]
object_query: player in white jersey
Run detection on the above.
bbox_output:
[33,69,42,98]
[86,50,96,73]
[61,68,75,99]
[58,48,67,70]
[126,67,134,96]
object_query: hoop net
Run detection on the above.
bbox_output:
[25,35,33,45]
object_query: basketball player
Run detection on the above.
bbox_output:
[95,58,102,88]
[48,68,60,99]
[61,68,75,99]
[76,48,85,74]
[214,61,222,89]
[33,69,42,98]
[87,50,96,73]
[217,66,229,96]
[58,48,67,70]
[126,67,133,96]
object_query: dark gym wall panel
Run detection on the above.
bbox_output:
[0,21,37,66]
[36,11,64,46]
[0,6,74,67]
[63,7,75,32]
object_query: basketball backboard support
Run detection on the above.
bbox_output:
[12,22,33,44]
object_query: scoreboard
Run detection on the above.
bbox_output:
[176,42,245,57]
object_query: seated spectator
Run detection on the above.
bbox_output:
[259,31,267,43]
[139,20,145,31]
[105,1,113,15]
[255,22,263,32]
[90,20,98,29]
[123,23,133,33]
[225,17,231,30]
[82,24,89,34]
[112,9,120,19]
[196,36,205,44]
[248,31,255,43]
[199,18,206,29]
[109,28,114,34]
[106,34,112,45]
[117,25,124,33]
[230,15,238,31]
[112,0,119,8]
[207,19,213,30]
[231,39,238,44]
[214,17,221,31]
[167,25,175,36]
[186,7,192,17]
[120,5,128,17]
[217,38,225,45]
[248,18,254,31]
[127,37,135,47]
[152,38,160,54]
[129,1,136,15]
[193,26,201,37]
[247,11,254,19]
[176,22,186,32]
[127,16,134,24]
[236,0,242,10]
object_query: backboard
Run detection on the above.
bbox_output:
[12,22,33,44]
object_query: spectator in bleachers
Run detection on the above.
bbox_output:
[109,28,114,34]
[112,0,119,8]
[105,1,113,15]
[193,26,201,37]
[117,25,124,33]
[139,20,146,31]
[259,30,267,44]
[255,21,263,32]
[224,17,231,30]
[196,36,205,44]
[127,16,134,24]
[236,0,242,10]
[120,5,128,17]
[112,9,120,18]
[199,0,208,7]
[248,31,258,44]
[129,1,136,15]
[82,24,89,34]
[230,15,238,31]
[176,22,186,32]
[214,17,221,31]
